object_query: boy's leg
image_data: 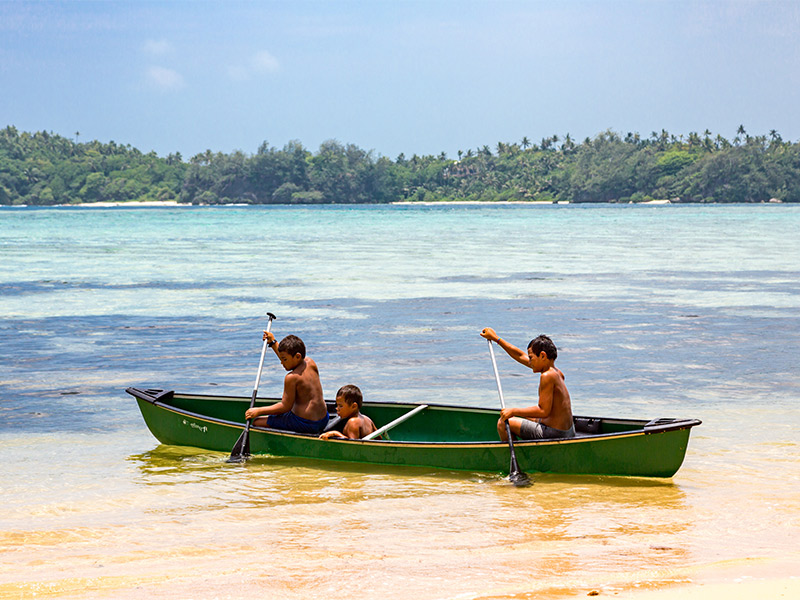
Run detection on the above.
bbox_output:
[497,417,525,441]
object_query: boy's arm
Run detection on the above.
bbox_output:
[321,416,369,440]
[499,372,555,421]
[244,373,297,419]
[341,419,363,440]
[263,331,279,356]
[480,328,530,367]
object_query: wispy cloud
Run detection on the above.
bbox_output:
[143,39,173,56]
[227,50,280,81]
[252,50,280,73]
[146,66,185,91]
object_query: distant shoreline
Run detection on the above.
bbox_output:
[58,201,187,208]
[5,126,798,206]
[3,199,794,208]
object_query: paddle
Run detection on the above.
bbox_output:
[227,312,277,463]
[487,339,531,487]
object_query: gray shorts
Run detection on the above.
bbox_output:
[518,419,576,440]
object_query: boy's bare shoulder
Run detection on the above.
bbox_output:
[541,367,565,383]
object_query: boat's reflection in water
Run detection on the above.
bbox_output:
[125,444,691,598]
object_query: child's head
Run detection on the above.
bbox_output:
[278,335,305,357]
[277,335,306,370]
[527,334,557,360]
[334,384,363,418]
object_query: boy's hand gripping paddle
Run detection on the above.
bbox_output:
[227,312,276,463]
[487,339,532,487]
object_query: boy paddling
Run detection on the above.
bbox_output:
[480,328,575,440]
[244,332,329,434]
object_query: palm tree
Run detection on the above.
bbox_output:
[521,136,530,150]
[702,130,714,152]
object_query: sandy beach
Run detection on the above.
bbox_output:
[618,578,799,600]
[608,574,800,600]
[611,565,799,600]
[53,201,187,207]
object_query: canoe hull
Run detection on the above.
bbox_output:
[129,388,700,478]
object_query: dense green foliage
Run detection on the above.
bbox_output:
[2,125,798,205]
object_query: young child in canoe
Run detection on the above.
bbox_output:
[480,328,575,440]
[244,332,329,434]
[319,384,377,440]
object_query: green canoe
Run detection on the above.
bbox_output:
[126,387,701,478]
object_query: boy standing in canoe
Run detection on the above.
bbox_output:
[319,384,377,440]
[244,332,329,434]
[480,328,575,440]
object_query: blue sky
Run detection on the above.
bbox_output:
[2,0,798,159]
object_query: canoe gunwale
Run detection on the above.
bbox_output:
[125,387,702,446]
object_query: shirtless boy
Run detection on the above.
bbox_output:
[244,332,329,434]
[319,384,377,440]
[480,328,575,440]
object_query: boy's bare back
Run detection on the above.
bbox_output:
[284,357,327,421]
[346,413,376,439]
[538,366,573,431]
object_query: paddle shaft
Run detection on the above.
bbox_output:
[249,318,274,405]
[228,313,275,461]
[244,313,276,423]
[487,339,527,482]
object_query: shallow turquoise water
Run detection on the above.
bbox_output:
[1,204,798,598]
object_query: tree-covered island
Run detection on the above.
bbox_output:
[1,125,798,205]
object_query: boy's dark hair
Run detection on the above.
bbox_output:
[528,334,557,360]
[336,384,363,409]
[278,334,306,358]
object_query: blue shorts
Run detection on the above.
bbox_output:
[266,411,330,434]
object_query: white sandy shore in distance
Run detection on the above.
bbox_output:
[391,200,558,205]
[55,201,186,207]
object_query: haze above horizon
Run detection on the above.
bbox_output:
[2,0,798,159]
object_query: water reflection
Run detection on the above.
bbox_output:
[122,443,694,598]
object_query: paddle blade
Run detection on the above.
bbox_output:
[227,429,251,463]
[503,423,531,487]
[509,469,532,487]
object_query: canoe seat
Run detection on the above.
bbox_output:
[574,417,601,435]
